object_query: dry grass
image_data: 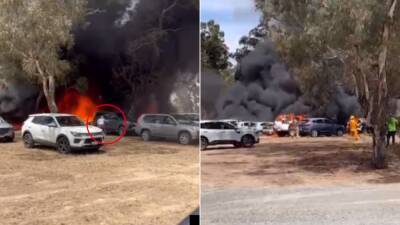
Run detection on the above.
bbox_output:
[0,133,199,225]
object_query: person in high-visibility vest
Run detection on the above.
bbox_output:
[387,116,399,146]
[349,115,360,141]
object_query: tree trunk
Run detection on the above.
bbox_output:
[42,76,58,113]
[35,60,58,113]
[370,0,397,169]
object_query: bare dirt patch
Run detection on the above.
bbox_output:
[0,133,199,225]
[202,135,400,189]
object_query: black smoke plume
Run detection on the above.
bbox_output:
[204,42,360,123]
[0,0,199,122]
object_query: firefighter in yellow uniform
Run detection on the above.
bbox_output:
[349,115,360,141]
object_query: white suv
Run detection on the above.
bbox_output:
[22,113,105,153]
[200,121,259,150]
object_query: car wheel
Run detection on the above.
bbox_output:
[311,130,318,137]
[5,135,14,143]
[241,135,255,148]
[337,129,344,136]
[200,137,208,151]
[178,132,191,145]
[57,136,71,154]
[23,133,34,148]
[141,130,151,142]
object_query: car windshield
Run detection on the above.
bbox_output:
[172,114,199,124]
[56,116,84,127]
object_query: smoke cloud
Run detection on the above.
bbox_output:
[205,42,361,123]
[0,80,38,122]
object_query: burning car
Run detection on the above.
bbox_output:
[274,114,307,137]
[136,113,199,145]
[93,111,137,136]
[22,113,105,153]
[0,116,14,142]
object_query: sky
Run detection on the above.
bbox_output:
[201,0,261,53]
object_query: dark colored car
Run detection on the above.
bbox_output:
[93,111,136,136]
[299,118,345,137]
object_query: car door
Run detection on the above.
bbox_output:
[40,116,58,144]
[29,116,45,141]
[221,122,239,141]
[160,115,179,138]
[324,119,334,134]
[107,114,120,132]
[314,119,324,133]
[201,122,222,143]
[201,122,214,142]
[150,115,164,137]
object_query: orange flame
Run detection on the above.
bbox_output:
[58,89,97,122]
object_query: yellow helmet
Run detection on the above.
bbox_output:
[350,115,355,119]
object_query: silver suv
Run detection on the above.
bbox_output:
[136,114,199,145]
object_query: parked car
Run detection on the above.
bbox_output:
[236,121,265,135]
[299,118,345,137]
[22,113,105,153]
[93,111,136,136]
[136,113,199,145]
[200,120,259,150]
[0,116,14,142]
[262,122,274,135]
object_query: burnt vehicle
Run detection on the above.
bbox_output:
[299,118,345,137]
[136,113,199,145]
[93,111,137,136]
[0,116,14,142]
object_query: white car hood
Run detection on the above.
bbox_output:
[63,125,103,133]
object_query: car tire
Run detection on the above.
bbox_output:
[5,135,14,143]
[337,129,344,136]
[241,135,255,148]
[57,136,71,154]
[178,131,191,145]
[23,132,34,148]
[311,130,318,137]
[141,130,151,142]
[200,137,208,151]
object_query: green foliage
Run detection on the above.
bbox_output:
[201,20,230,71]
[0,0,86,82]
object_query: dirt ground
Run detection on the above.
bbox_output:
[202,134,400,189]
[0,132,199,225]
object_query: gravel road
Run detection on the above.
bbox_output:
[202,184,400,225]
